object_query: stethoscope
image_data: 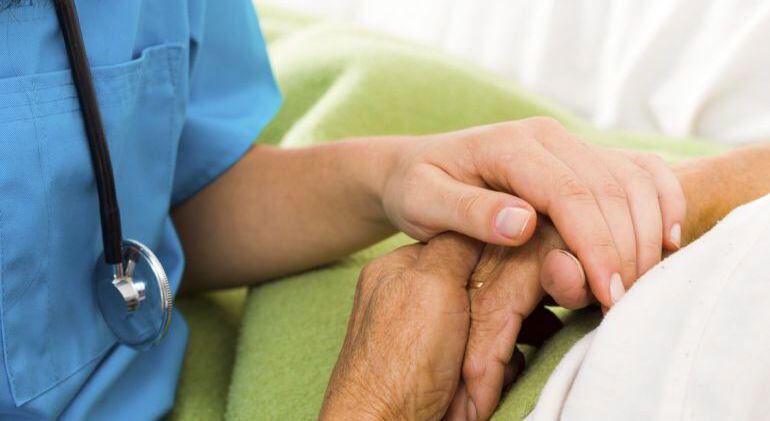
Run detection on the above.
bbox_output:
[54,0,172,350]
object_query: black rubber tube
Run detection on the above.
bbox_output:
[54,0,123,265]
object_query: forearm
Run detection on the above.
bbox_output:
[675,142,770,246]
[172,138,406,291]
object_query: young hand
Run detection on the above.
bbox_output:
[379,118,684,308]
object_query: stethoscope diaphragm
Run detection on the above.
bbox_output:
[94,240,172,350]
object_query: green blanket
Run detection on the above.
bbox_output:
[170,6,724,420]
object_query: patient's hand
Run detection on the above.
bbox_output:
[321,233,483,420]
[445,218,589,421]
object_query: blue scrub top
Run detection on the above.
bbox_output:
[0,1,280,419]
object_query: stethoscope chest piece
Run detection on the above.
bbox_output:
[94,239,172,350]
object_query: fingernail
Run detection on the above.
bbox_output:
[467,398,478,421]
[609,273,625,304]
[558,250,585,282]
[670,223,682,249]
[495,207,530,239]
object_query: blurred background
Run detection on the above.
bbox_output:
[257,0,770,146]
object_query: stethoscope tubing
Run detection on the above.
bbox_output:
[54,0,123,266]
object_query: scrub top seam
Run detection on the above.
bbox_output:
[0,73,57,403]
[0,95,78,113]
[165,47,181,212]
[40,74,59,395]
[32,77,58,384]
[0,72,142,98]
[0,93,134,125]
[0,211,6,397]
[0,44,174,100]
[16,344,114,406]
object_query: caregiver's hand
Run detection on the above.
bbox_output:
[320,233,482,420]
[382,118,684,307]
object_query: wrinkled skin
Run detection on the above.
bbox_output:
[321,234,483,420]
[321,221,577,420]
[446,219,574,420]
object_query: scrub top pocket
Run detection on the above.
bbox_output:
[0,43,186,406]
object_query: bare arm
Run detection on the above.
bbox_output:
[172,139,402,291]
[676,142,770,246]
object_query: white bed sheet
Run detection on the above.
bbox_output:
[258,0,770,145]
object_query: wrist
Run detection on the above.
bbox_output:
[355,135,420,226]
[674,158,714,246]
[674,143,770,246]
[321,377,405,421]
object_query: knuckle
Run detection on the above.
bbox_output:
[621,255,637,277]
[599,179,628,202]
[551,287,589,309]
[472,291,526,330]
[405,267,450,291]
[471,302,510,332]
[629,169,655,188]
[489,121,525,141]
[661,188,687,212]
[356,271,379,296]
[633,151,665,170]
[358,260,384,287]
[588,235,617,258]
[454,191,483,223]
[360,259,381,278]
[554,173,593,203]
[472,291,505,317]
[462,356,486,381]
[641,235,663,255]
[527,116,564,133]
[640,240,663,266]
[403,269,456,303]
[641,152,665,166]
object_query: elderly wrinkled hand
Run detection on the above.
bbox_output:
[320,223,583,421]
[320,233,483,420]
[445,218,583,421]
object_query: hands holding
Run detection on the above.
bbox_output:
[322,117,689,420]
[321,225,577,421]
[379,117,685,308]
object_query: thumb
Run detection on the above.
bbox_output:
[540,249,594,309]
[421,169,537,246]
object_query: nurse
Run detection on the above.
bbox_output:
[0,0,682,419]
